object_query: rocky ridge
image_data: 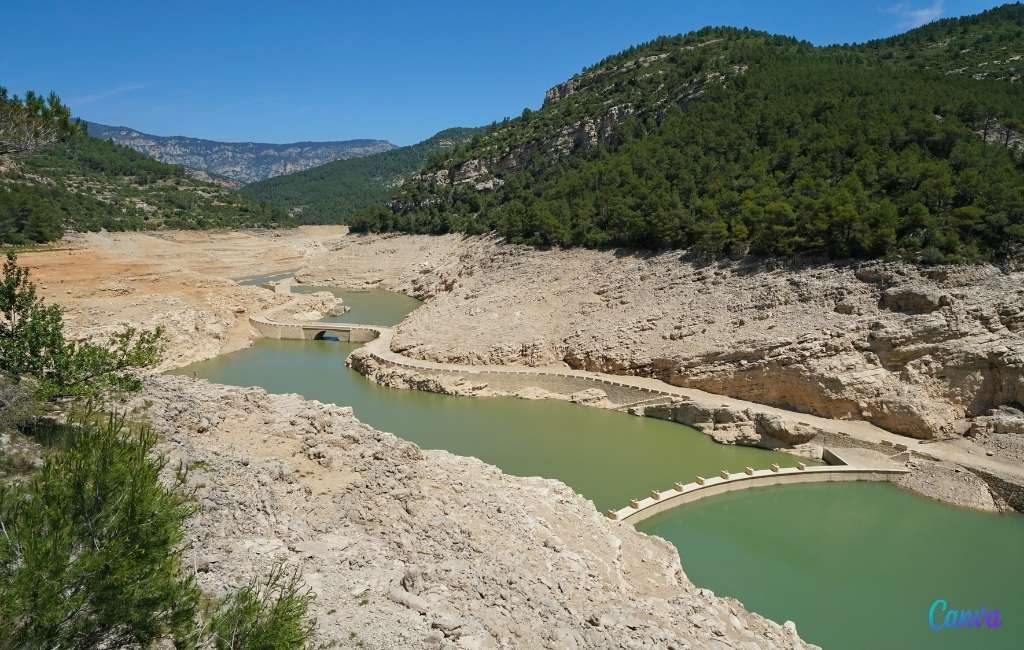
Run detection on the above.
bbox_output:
[85,121,395,183]
[298,233,1024,453]
[396,38,733,204]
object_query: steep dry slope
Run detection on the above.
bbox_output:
[299,233,1024,453]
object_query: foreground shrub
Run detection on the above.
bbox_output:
[207,563,318,650]
[0,252,163,401]
[0,413,199,648]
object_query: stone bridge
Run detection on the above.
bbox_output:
[249,312,380,343]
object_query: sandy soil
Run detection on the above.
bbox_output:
[18,228,344,368]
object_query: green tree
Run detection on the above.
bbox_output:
[0,413,200,648]
[0,253,163,400]
[207,564,318,650]
[0,87,80,156]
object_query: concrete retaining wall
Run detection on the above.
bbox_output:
[610,464,909,524]
[972,468,1024,512]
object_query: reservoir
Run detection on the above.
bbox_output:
[175,286,1024,649]
[638,482,1024,649]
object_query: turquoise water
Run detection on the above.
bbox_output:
[173,336,797,512]
[233,269,298,287]
[291,285,423,326]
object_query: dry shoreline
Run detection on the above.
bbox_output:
[286,231,1024,513]
[17,227,1024,646]
[21,228,816,648]
[24,228,1024,512]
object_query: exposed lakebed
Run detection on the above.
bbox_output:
[175,285,1024,649]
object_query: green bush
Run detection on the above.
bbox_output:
[0,252,164,401]
[207,564,317,649]
[0,413,200,648]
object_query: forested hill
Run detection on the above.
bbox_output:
[850,2,1024,80]
[241,127,481,224]
[1,132,291,244]
[353,3,1024,263]
[85,121,395,184]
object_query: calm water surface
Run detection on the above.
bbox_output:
[176,288,1024,649]
[174,336,795,511]
[291,285,422,327]
[233,269,298,287]
[638,482,1024,649]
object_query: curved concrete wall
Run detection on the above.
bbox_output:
[609,464,909,524]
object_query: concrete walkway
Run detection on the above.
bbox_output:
[610,461,909,523]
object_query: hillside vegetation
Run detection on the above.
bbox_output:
[353,5,1024,263]
[241,127,481,223]
[1,131,291,244]
[850,2,1024,80]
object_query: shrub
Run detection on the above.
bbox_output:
[0,252,163,401]
[206,563,318,649]
[0,413,200,648]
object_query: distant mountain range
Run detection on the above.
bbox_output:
[1,131,293,244]
[83,121,394,184]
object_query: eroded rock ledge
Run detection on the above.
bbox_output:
[299,234,1024,448]
[136,375,813,649]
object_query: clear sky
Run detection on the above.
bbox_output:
[0,0,1009,145]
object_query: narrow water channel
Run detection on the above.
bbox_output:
[176,284,1024,649]
[173,338,794,511]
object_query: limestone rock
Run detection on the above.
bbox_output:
[306,234,1024,444]
[131,375,815,649]
[879,286,949,314]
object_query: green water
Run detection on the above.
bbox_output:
[638,482,1024,649]
[173,337,796,511]
[175,287,1024,647]
[291,285,423,327]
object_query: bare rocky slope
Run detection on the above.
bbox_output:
[136,375,812,649]
[299,233,1024,456]
[22,230,814,648]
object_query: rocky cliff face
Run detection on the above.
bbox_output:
[299,234,1024,445]
[85,121,394,184]
[393,38,730,208]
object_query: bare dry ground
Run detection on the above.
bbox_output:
[299,233,1024,450]
[20,227,343,368]
[18,229,815,648]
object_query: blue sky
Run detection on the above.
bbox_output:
[0,0,1008,145]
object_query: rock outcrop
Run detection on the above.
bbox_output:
[136,375,814,649]
[645,400,822,448]
[301,234,1024,447]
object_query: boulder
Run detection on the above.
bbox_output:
[879,286,949,314]
[754,413,819,445]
